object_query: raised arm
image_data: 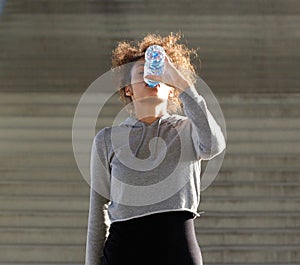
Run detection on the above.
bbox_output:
[179,86,226,160]
[145,56,226,160]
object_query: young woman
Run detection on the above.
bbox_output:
[85,33,226,265]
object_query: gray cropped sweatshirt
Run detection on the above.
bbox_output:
[85,86,226,265]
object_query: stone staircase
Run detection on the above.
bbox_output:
[0,92,299,264]
[196,94,300,264]
[1,0,300,264]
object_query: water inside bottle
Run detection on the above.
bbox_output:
[144,45,166,87]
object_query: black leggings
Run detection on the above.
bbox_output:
[101,211,203,265]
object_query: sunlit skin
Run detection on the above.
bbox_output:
[125,57,191,124]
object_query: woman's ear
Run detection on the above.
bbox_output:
[125,85,133,96]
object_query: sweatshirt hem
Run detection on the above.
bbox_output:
[109,208,205,223]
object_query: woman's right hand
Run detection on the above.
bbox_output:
[144,55,193,93]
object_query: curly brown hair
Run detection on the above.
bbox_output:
[111,32,198,114]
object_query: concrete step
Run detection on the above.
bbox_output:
[0,227,86,245]
[0,116,112,129]
[0,167,83,182]
[226,118,300,130]
[0,179,299,197]
[0,263,82,265]
[197,228,300,245]
[222,104,300,118]
[0,32,296,59]
[0,92,298,104]
[0,98,299,118]
[201,245,300,263]
[1,227,299,246]
[0,93,299,119]
[0,180,89,197]
[0,261,83,265]
[0,101,121,118]
[0,194,298,212]
[0,245,84,264]
[1,14,298,38]
[204,261,299,265]
[0,140,81,153]
[221,154,300,169]
[200,196,300,212]
[0,196,88,212]
[0,163,297,184]
[0,211,87,228]
[0,153,299,169]
[1,210,299,230]
[0,91,298,104]
[0,125,298,149]
[0,128,299,142]
[0,153,80,168]
[204,181,300,197]
[1,116,299,130]
[0,244,299,264]
[0,128,73,140]
[205,261,299,265]
[0,117,73,129]
[218,169,300,183]
[228,129,300,142]
[196,211,300,229]
[1,139,299,154]
[4,0,299,15]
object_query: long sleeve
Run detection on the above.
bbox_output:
[85,189,110,265]
[85,132,111,265]
[179,86,226,160]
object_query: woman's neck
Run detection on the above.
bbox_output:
[139,116,160,124]
[134,101,168,124]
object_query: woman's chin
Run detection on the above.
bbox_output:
[136,96,167,104]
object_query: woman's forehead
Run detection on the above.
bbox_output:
[131,59,145,74]
[133,59,144,68]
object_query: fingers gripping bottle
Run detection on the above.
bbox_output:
[144,45,166,87]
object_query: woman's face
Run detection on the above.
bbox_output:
[127,59,173,102]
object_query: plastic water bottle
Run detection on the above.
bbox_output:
[144,45,166,87]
